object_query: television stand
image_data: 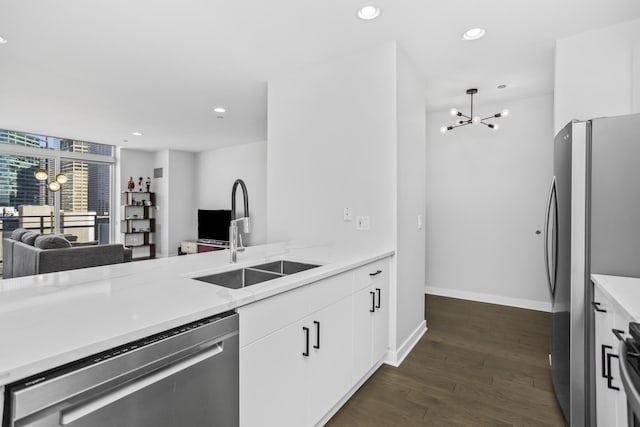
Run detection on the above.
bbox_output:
[181,239,229,254]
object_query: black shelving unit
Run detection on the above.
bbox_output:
[121,192,156,260]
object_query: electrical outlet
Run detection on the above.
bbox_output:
[356,216,370,230]
[343,207,353,221]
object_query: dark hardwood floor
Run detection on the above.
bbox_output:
[327,295,567,426]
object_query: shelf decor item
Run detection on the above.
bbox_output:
[146,177,151,192]
[127,177,135,191]
[440,88,509,133]
[138,177,143,191]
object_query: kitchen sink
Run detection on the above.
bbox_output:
[249,260,320,275]
[193,260,320,289]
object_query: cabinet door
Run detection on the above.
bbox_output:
[307,296,353,425]
[240,318,309,427]
[612,311,631,427]
[594,286,620,427]
[593,289,616,426]
[352,286,375,383]
[372,267,389,364]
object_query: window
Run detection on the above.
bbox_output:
[0,129,114,266]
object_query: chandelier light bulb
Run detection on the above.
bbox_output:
[34,169,48,181]
[48,181,61,192]
[440,126,449,134]
[501,109,510,117]
[472,116,480,124]
[449,108,458,117]
[492,124,500,131]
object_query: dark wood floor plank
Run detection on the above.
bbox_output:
[327,295,567,426]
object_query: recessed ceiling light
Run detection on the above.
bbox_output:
[462,28,486,41]
[357,6,380,20]
[497,84,507,89]
[132,132,143,136]
[213,107,226,113]
[0,36,8,44]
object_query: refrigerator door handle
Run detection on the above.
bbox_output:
[551,178,559,297]
[544,177,557,298]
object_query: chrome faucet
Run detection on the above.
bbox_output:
[229,179,250,263]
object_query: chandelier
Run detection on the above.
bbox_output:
[440,88,509,133]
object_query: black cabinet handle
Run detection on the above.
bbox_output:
[369,270,382,277]
[606,352,620,391]
[602,344,612,378]
[375,288,381,309]
[592,301,607,313]
[612,329,626,342]
[302,326,310,357]
[370,291,376,312]
[313,321,320,349]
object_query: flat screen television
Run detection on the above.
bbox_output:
[198,209,231,242]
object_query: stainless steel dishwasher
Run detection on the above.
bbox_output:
[2,311,239,427]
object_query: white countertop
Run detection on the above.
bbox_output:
[0,242,394,387]
[592,274,640,321]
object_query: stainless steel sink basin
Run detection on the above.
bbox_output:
[249,260,320,275]
[193,260,320,289]
[194,268,282,289]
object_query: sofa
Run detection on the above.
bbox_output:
[3,228,132,279]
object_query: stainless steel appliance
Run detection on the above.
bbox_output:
[2,311,239,427]
[620,322,640,427]
[545,114,640,426]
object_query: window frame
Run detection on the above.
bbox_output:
[0,130,116,242]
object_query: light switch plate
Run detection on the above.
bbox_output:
[356,216,370,230]
[418,214,423,230]
[343,207,353,221]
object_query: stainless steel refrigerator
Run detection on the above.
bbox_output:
[545,113,640,427]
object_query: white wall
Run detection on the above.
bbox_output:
[394,49,426,349]
[267,43,397,250]
[196,141,267,246]
[168,150,197,256]
[425,94,553,311]
[153,150,169,257]
[555,18,640,134]
[267,42,427,362]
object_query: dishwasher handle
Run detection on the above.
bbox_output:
[60,342,224,425]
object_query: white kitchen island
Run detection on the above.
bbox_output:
[0,242,394,426]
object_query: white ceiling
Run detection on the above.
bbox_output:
[1,0,639,152]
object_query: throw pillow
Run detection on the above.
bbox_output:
[21,232,38,246]
[34,234,72,249]
[10,228,29,241]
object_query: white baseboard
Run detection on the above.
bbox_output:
[425,286,551,312]
[384,320,427,368]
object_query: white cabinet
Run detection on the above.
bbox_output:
[307,296,353,423]
[240,318,308,427]
[352,260,390,382]
[238,257,391,427]
[593,283,630,427]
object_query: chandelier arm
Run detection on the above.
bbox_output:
[481,114,500,121]
[479,121,493,127]
[457,112,471,120]
[451,121,472,129]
